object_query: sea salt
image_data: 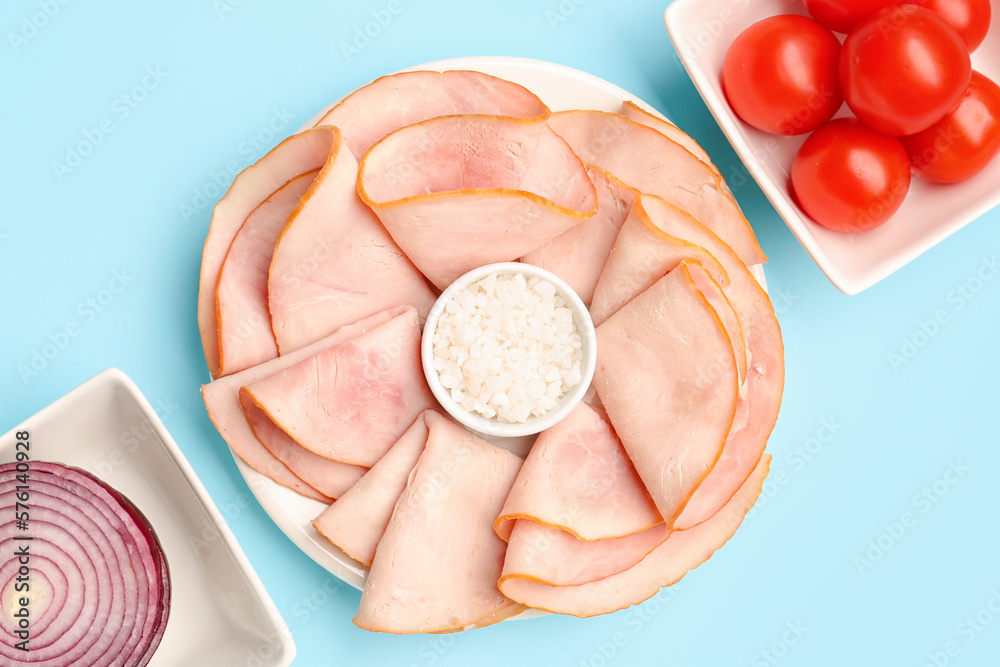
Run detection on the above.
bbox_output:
[432,271,583,423]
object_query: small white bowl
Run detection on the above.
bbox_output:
[421,262,597,438]
[664,0,1000,295]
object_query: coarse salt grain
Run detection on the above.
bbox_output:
[432,271,584,423]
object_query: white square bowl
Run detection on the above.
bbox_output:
[664,0,1000,295]
[0,368,295,666]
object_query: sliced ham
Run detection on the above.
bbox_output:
[593,261,739,526]
[519,165,636,305]
[618,101,720,176]
[442,603,528,632]
[547,110,766,267]
[216,171,316,376]
[498,455,770,617]
[358,115,598,289]
[591,202,748,385]
[629,195,784,530]
[501,519,669,587]
[268,126,435,354]
[200,306,405,500]
[686,261,748,386]
[354,411,523,634]
[240,395,366,500]
[590,198,730,327]
[239,307,435,468]
[198,128,336,377]
[495,401,660,542]
[313,69,550,159]
[312,412,431,566]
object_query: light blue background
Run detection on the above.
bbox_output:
[3,1,999,665]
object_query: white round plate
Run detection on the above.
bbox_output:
[230,56,766,603]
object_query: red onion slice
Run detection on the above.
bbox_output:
[0,461,170,667]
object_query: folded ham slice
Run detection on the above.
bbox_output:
[495,401,660,542]
[239,306,435,468]
[547,110,766,267]
[499,455,770,617]
[496,402,669,589]
[358,115,598,289]
[618,101,720,176]
[354,411,523,634]
[594,261,739,526]
[590,198,749,429]
[519,165,636,305]
[313,412,431,566]
[686,261,747,386]
[502,519,669,588]
[198,128,335,377]
[589,199,730,327]
[201,306,405,501]
[625,195,784,530]
[268,125,435,355]
[216,171,316,376]
[240,396,366,500]
[313,69,550,159]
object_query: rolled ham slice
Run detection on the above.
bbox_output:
[358,115,598,289]
[268,125,435,355]
[313,69,550,159]
[627,195,784,530]
[312,412,431,566]
[594,261,739,526]
[198,128,335,377]
[547,110,766,267]
[495,401,660,542]
[201,306,405,501]
[519,165,636,306]
[239,306,435,468]
[216,171,316,376]
[499,455,770,617]
[354,411,523,634]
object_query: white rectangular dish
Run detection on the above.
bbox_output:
[0,368,295,667]
[665,0,1000,295]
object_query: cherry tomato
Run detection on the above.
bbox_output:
[900,71,1000,183]
[722,15,843,135]
[804,0,899,33]
[907,0,992,51]
[791,118,911,232]
[840,4,972,136]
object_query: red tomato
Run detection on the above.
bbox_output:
[804,0,899,33]
[907,0,992,51]
[900,71,1000,183]
[840,4,972,136]
[791,119,911,232]
[722,15,843,135]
